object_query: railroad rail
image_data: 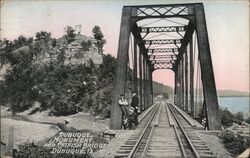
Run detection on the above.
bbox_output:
[168,103,215,158]
[115,101,215,158]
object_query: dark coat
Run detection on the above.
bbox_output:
[131,95,139,109]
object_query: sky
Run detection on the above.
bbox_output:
[0,0,249,92]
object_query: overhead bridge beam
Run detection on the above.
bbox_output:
[139,26,186,33]
[144,39,182,45]
[153,63,173,70]
[151,60,175,64]
[148,48,178,53]
[149,54,176,58]
[130,4,195,20]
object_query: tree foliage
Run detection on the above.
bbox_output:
[3,47,35,113]
[220,108,234,128]
[0,29,117,117]
[0,36,32,66]
[64,26,76,43]
[219,130,250,156]
[13,35,33,49]
[92,25,106,53]
[245,116,250,124]
[81,40,92,51]
[35,31,52,42]
[233,112,244,124]
[162,92,169,99]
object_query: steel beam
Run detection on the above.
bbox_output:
[139,50,143,113]
[189,38,194,116]
[150,69,153,104]
[129,4,196,20]
[148,48,179,54]
[140,26,186,33]
[110,7,133,129]
[143,57,146,109]
[144,39,182,45]
[151,60,174,63]
[181,59,185,109]
[149,54,176,59]
[174,68,178,105]
[194,4,221,130]
[185,49,189,111]
[133,40,138,93]
[174,22,195,69]
[177,63,181,107]
[131,24,151,64]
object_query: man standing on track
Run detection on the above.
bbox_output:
[131,92,139,112]
[131,92,139,126]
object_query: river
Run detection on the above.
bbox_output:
[218,96,249,117]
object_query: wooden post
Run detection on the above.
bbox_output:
[194,4,221,130]
[110,7,132,129]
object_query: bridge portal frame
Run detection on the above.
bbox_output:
[110,3,221,130]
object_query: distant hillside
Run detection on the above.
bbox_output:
[153,82,173,97]
[217,90,249,97]
[151,85,249,98]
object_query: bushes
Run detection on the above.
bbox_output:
[1,27,115,116]
[220,108,234,128]
[245,116,250,124]
[35,64,99,116]
[81,40,92,51]
[219,108,247,128]
[219,130,250,156]
[1,53,116,116]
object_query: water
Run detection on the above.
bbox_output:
[218,97,249,117]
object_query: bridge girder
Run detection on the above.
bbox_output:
[144,39,182,45]
[111,3,221,131]
[147,48,179,54]
[139,26,186,33]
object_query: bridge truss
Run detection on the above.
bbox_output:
[110,3,221,130]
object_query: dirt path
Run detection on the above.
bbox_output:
[2,115,76,131]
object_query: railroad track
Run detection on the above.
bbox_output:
[167,103,215,158]
[115,101,215,158]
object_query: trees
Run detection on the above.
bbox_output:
[13,35,33,49]
[0,39,14,66]
[92,25,106,53]
[4,47,35,113]
[220,130,250,156]
[245,116,250,124]
[220,108,234,128]
[64,26,76,43]
[234,112,244,124]
[35,31,52,42]
[81,40,92,51]
[34,31,53,61]
[162,92,169,99]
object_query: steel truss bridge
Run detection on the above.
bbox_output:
[110,3,221,131]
